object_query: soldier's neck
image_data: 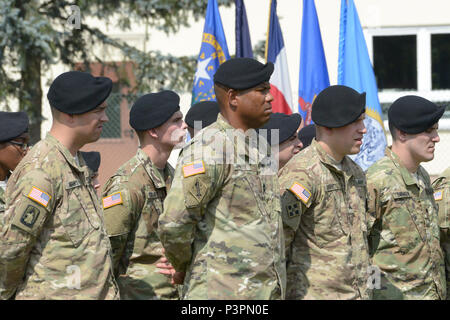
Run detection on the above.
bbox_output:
[317,140,344,163]
[391,144,420,173]
[49,126,81,156]
[141,144,171,170]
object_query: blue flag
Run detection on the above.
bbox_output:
[298,0,330,125]
[235,0,253,58]
[192,0,230,104]
[338,0,386,171]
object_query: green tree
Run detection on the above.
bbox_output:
[0,0,233,143]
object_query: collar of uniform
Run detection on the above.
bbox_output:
[136,148,167,189]
[45,133,85,173]
[312,139,350,175]
[385,147,417,187]
[215,113,233,131]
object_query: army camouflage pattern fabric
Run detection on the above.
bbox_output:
[278,139,371,300]
[367,148,446,300]
[432,167,450,299]
[0,134,118,300]
[158,113,286,300]
[0,183,5,216]
[102,149,178,300]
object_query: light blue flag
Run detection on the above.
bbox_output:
[192,0,230,104]
[338,0,386,171]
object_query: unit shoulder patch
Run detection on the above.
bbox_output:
[103,192,123,209]
[289,182,311,205]
[20,205,40,228]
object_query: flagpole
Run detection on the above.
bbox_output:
[265,0,273,61]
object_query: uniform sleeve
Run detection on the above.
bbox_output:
[366,174,385,257]
[102,176,143,275]
[158,157,225,273]
[432,176,450,299]
[0,169,55,300]
[279,168,314,263]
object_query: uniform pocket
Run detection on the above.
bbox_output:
[61,183,98,247]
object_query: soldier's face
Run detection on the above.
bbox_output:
[156,111,187,148]
[74,102,109,143]
[405,123,440,163]
[0,133,30,179]
[331,113,367,156]
[276,134,303,169]
[234,82,273,129]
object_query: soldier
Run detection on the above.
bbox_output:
[0,71,118,300]
[278,85,371,300]
[432,167,450,299]
[257,112,303,171]
[158,58,286,300]
[367,95,446,299]
[102,90,187,300]
[0,111,30,215]
[80,151,101,191]
[185,101,220,138]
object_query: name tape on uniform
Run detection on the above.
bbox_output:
[27,186,51,208]
[183,161,205,178]
[102,192,123,209]
[434,190,443,201]
[289,182,311,205]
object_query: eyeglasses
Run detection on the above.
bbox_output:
[9,140,30,151]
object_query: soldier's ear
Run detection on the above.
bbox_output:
[228,89,239,110]
[148,128,159,139]
[397,129,408,142]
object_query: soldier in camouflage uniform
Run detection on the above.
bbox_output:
[279,85,372,300]
[158,58,286,300]
[0,71,118,300]
[432,167,450,299]
[0,111,30,215]
[102,90,187,300]
[367,95,446,299]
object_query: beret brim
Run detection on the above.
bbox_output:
[0,111,29,142]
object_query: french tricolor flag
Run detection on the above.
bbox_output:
[266,0,294,115]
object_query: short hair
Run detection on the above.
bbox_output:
[388,120,398,141]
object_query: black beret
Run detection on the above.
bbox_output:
[297,124,316,148]
[388,95,445,134]
[47,71,112,115]
[81,151,101,173]
[0,111,29,143]
[311,85,366,128]
[129,90,180,131]
[258,112,302,146]
[213,58,274,90]
[185,101,220,128]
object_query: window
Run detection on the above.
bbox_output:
[432,33,450,89]
[373,35,417,90]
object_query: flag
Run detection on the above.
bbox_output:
[235,0,253,58]
[192,0,230,104]
[266,0,294,114]
[298,0,330,125]
[338,0,387,171]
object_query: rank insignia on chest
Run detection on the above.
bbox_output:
[289,182,311,205]
[182,160,205,178]
[27,186,51,208]
[20,205,40,228]
[434,190,443,201]
[102,192,123,209]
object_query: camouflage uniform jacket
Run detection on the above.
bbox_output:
[158,113,286,300]
[432,167,450,299]
[0,181,5,215]
[102,148,177,300]
[0,133,118,300]
[278,139,371,300]
[367,147,446,299]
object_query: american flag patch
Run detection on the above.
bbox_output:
[434,190,443,201]
[102,192,123,209]
[289,182,311,205]
[182,161,205,178]
[27,186,51,208]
